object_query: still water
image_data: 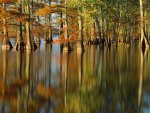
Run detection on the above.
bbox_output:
[0,42,150,113]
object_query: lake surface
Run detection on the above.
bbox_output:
[0,42,150,113]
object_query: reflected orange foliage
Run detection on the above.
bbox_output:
[36,84,56,99]
[0,78,28,96]
[0,80,4,91]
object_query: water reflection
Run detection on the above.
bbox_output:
[0,44,150,113]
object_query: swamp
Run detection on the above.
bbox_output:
[0,0,150,113]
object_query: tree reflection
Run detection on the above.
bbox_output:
[1,44,150,113]
[63,51,70,106]
[138,49,148,112]
[2,50,7,113]
[16,51,23,79]
[2,50,7,87]
[77,50,84,89]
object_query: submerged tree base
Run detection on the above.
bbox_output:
[49,38,53,43]
[2,41,13,50]
[62,42,72,52]
[14,42,26,51]
[43,39,53,44]
[139,39,149,47]
[25,42,37,51]
[87,38,104,45]
[76,41,85,52]
[43,40,48,44]
[35,38,41,44]
[139,41,149,53]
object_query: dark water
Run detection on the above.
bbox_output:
[0,42,150,113]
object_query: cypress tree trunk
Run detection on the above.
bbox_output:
[15,4,25,50]
[139,0,149,48]
[25,0,37,50]
[78,7,84,41]
[95,17,101,39]
[64,6,69,39]
[2,3,12,50]
[126,0,130,44]
[48,0,53,43]
[62,0,72,52]
[25,0,32,50]
[26,20,32,50]
[117,0,121,44]
[35,33,41,44]
[91,22,96,44]
[59,12,63,35]
[95,16,103,44]
[77,7,84,51]
[35,0,41,44]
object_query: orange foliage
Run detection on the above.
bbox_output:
[36,6,51,16]
[36,4,64,16]
[0,7,28,20]
[0,7,11,18]
[0,0,17,4]
[55,18,65,24]
[52,35,78,44]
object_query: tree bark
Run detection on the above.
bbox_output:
[2,3,12,50]
[139,0,149,48]
[77,7,84,51]
[26,21,32,50]
[48,0,53,43]
[62,0,72,52]
[95,16,103,43]
[25,0,37,50]
[64,6,69,39]
[78,7,84,41]
[15,4,25,50]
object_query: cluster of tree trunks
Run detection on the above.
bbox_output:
[1,0,149,52]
